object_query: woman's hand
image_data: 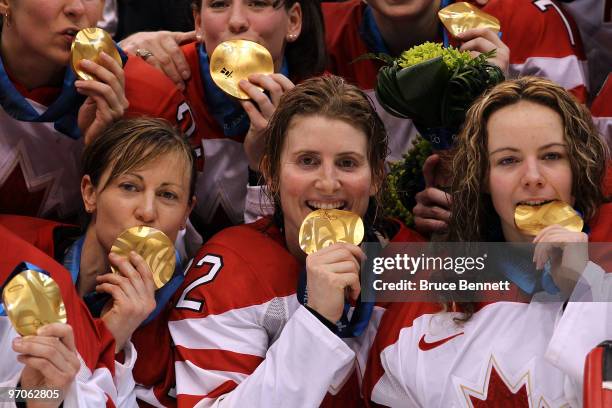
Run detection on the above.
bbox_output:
[532,225,589,296]
[76,52,129,145]
[413,154,452,236]
[12,323,80,408]
[456,27,510,76]
[96,251,156,352]
[305,243,365,323]
[119,30,196,91]
[239,73,295,171]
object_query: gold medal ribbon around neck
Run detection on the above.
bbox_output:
[438,2,500,37]
[2,270,67,336]
[514,200,583,236]
[299,209,365,255]
[110,226,176,289]
[71,28,123,81]
[209,39,274,100]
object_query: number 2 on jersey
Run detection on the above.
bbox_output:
[176,254,223,312]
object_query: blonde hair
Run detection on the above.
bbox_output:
[82,118,197,202]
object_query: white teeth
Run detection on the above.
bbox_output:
[307,201,345,210]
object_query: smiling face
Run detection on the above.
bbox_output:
[278,115,377,257]
[487,100,573,242]
[82,151,193,253]
[0,0,104,68]
[195,0,302,71]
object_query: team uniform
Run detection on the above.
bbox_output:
[178,42,299,240]
[362,212,612,407]
[322,0,588,162]
[363,285,611,407]
[0,214,181,408]
[562,0,612,96]
[592,73,612,149]
[168,217,423,407]
[0,221,126,407]
[0,54,194,222]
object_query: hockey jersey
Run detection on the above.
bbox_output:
[168,217,423,407]
[322,0,588,162]
[363,210,612,407]
[179,42,248,240]
[562,0,612,96]
[0,54,194,222]
[592,73,612,149]
[363,284,611,407]
[0,221,121,407]
[0,214,180,408]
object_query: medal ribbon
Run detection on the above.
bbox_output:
[198,43,289,138]
[63,236,184,325]
[0,46,128,139]
[297,228,379,338]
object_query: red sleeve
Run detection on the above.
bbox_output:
[483,0,588,102]
[362,302,443,405]
[123,55,196,138]
[0,223,116,376]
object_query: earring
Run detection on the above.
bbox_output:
[287,33,297,42]
[196,32,202,42]
[3,10,10,27]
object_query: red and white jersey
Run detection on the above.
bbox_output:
[0,214,178,407]
[179,42,250,239]
[592,73,612,149]
[323,0,588,162]
[167,218,356,407]
[0,55,192,222]
[363,264,612,407]
[562,0,612,95]
[0,222,121,407]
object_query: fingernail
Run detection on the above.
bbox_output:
[13,337,22,347]
[178,83,185,92]
[181,70,190,79]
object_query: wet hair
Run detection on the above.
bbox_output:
[260,75,390,234]
[192,0,326,81]
[448,76,609,242]
[81,117,197,203]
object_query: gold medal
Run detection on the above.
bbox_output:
[299,209,365,255]
[438,2,501,37]
[514,200,583,236]
[71,28,122,81]
[209,39,274,100]
[110,226,176,289]
[2,270,67,336]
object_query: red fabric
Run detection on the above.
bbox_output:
[323,0,587,102]
[583,344,612,408]
[0,221,116,376]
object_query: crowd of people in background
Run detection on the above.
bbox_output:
[0,0,610,407]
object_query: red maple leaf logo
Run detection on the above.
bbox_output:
[468,365,529,407]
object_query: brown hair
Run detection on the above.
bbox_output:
[192,0,326,81]
[448,77,609,242]
[81,117,197,202]
[260,75,389,231]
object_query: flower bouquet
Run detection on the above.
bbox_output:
[364,42,504,225]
